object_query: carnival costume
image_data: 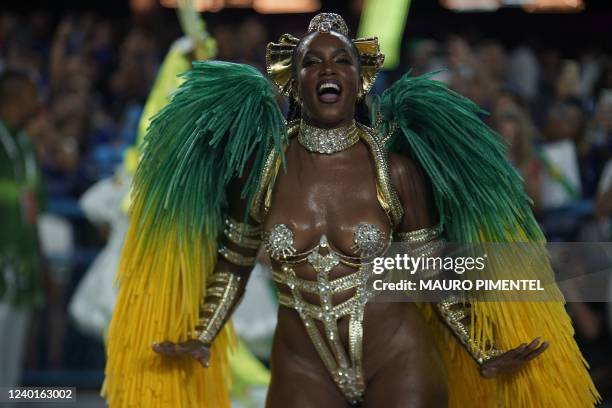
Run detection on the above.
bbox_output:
[103,13,599,407]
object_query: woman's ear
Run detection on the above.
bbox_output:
[357,78,365,101]
[290,79,302,105]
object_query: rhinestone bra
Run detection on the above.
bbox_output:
[264,223,390,404]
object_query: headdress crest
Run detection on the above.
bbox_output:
[266,13,384,98]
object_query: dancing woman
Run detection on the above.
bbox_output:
[103,13,599,408]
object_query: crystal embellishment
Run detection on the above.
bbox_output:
[265,223,389,405]
[307,13,349,36]
[298,120,360,155]
[264,224,297,259]
[352,223,385,258]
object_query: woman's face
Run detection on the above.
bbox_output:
[294,32,360,128]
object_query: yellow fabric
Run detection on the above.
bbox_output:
[419,226,599,407]
[357,0,411,69]
[103,198,235,407]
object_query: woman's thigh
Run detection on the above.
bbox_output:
[265,357,349,408]
[361,346,448,408]
[361,304,448,408]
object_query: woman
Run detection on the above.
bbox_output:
[103,14,598,407]
[492,102,541,212]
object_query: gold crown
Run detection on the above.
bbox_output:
[307,13,349,36]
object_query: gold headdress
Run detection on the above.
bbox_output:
[266,13,385,98]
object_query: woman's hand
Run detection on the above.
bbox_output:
[152,340,211,368]
[479,337,549,378]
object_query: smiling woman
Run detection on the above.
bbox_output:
[103,12,599,408]
[292,31,361,127]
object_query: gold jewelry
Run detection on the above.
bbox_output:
[308,13,349,35]
[266,13,384,98]
[193,271,243,345]
[249,122,404,229]
[267,229,382,404]
[397,225,501,363]
[224,228,261,249]
[224,216,261,235]
[293,93,302,106]
[223,216,262,250]
[298,120,360,154]
[435,298,502,364]
[218,245,256,266]
[396,224,443,243]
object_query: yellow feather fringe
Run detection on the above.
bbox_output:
[418,225,600,407]
[102,199,235,407]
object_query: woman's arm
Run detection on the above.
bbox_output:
[152,172,260,366]
[389,153,548,377]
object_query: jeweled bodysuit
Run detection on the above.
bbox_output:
[265,223,389,402]
[251,120,404,404]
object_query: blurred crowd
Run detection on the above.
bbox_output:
[1,6,612,402]
[403,35,612,235]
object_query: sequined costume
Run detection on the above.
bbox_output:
[256,121,395,402]
[103,12,599,408]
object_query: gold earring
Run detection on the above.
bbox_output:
[292,90,302,105]
[289,81,302,105]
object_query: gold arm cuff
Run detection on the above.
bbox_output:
[223,227,262,249]
[409,238,446,258]
[218,245,256,267]
[397,227,446,278]
[224,216,262,236]
[396,224,443,243]
[207,273,232,285]
[436,298,501,364]
[194,271,242,345]
[204,286,227,298]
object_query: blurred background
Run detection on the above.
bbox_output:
[1,0,612,406]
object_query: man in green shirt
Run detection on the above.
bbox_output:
[0,70,43,389]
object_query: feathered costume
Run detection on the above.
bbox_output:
[103,13,599,408]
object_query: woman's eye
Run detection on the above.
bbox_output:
[337,58,352,65]
[303,59,318,67]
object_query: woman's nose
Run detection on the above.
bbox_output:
[320,60,336,75]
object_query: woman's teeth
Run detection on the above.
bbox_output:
[318,82,341,94]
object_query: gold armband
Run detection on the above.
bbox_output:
[398,225,500,362]
[193,271,243,345]
[436,297,501,364]
[218,217,261,266]
[396,224,445,278]
[223,216,262,249]
[396,224,443,243]
[218,245,256,266]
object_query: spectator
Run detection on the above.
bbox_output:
[492,102,542,212]
[0,69,44,390]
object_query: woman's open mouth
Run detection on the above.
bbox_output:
[317,80,342,104]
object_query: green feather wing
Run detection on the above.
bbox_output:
[379,72,541,243]
[135,60,287,240]
[377,72,599,407]
[104,61,286,407]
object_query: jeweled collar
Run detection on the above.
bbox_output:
[297,120,360,154]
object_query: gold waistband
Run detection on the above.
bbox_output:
[277,290,373,321]
[272,268,362,295]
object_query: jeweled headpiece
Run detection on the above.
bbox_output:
[266,13,384,98]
